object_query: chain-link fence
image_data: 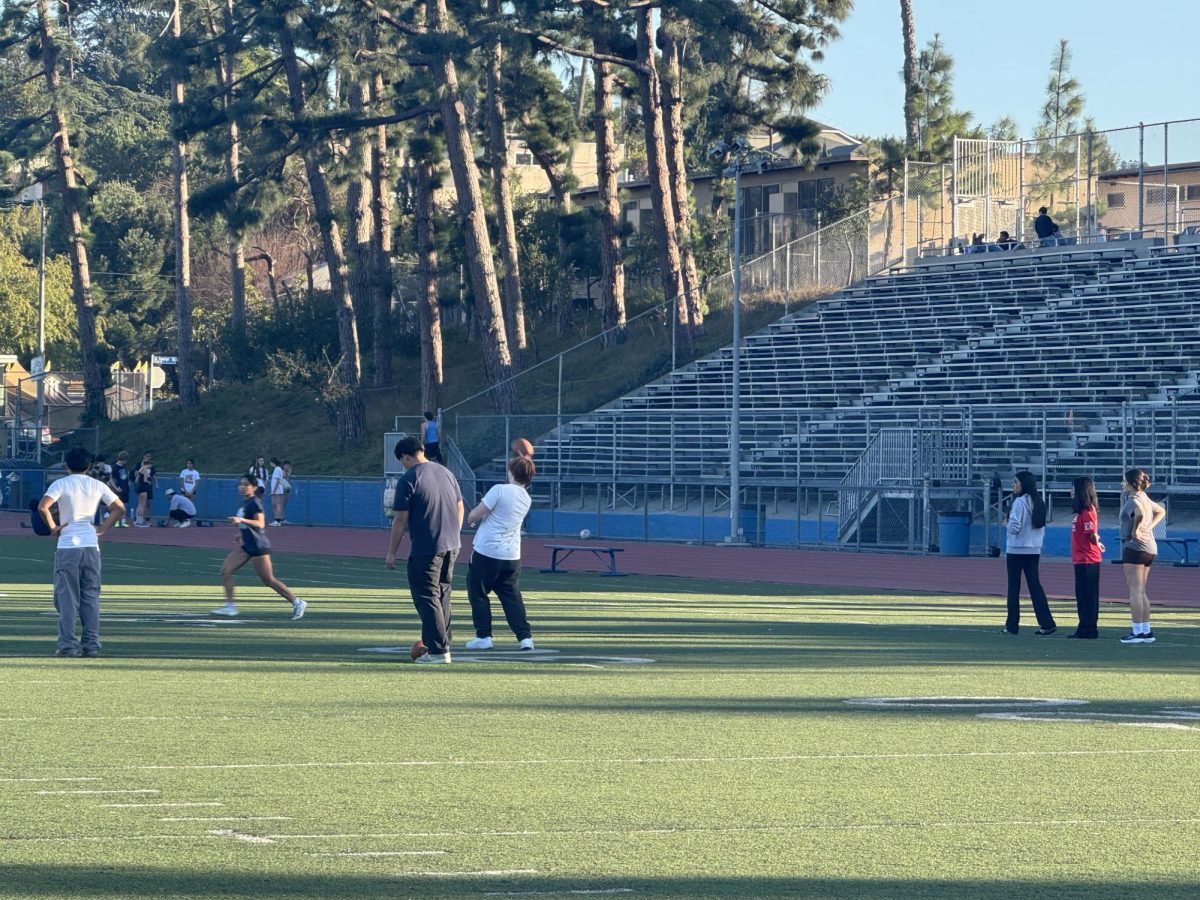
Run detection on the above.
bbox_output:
[441,198,904,467]
[903,117,1200,256]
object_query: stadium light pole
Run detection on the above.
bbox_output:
[713,139,780,544]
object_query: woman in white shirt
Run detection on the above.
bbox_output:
[464,455,536,651]
[1003,470,1057,635]
[268,457,286,526]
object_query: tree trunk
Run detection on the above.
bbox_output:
[369,64,393,388]
[485,1,527,357]
[220,0,246,338]
[427,0,518,414]
[900,0,920,151]
[247,250,279,307]
[346,79,375,367]
[661,19,704,333]
[171,0,198,406]
[635,10,688,343]
[36,0,106,423]
[279,19,365,444]
[415,153,443,413]
[593,47,626,345]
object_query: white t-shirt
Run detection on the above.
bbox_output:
[43,474,118,550]
[269,466,285,496]
[169,494,197,517]
[179,467,201,494]
[473,483,531,561]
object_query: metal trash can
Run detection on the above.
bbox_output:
[937,511,973,557]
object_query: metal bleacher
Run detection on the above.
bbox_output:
[529,241,1200,489]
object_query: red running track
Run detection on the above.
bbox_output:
[2,512,1196,608]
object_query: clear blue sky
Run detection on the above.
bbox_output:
[813,0,1199,153]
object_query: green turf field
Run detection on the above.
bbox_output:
[1,535,1199,899]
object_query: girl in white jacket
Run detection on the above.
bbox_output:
[1003,470,1057,635]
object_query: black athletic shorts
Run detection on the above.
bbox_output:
[1122,548,1156,567]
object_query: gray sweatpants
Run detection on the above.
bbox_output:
[54,547,102,653]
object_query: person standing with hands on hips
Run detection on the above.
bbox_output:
[385,436,463,665]
[38,447,126,657]
[1119,467,1166,644]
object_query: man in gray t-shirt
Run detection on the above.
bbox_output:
[385,436,463,664]
[39,447,125,657]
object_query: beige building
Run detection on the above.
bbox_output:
[1097,161,1200,234]
[570,124,870,257]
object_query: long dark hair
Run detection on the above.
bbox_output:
[1072,476,1098,514]
[1014,470,1047,528]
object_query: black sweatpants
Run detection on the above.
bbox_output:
[1006,553,1056,632]
[1073,562,1101,638]
[467,552,531,641]
[407,551,457,655]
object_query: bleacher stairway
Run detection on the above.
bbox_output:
[523,241,1200,490]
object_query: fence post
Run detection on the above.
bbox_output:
[784,242,791,313]
[1171,392,1178,486]
[1163,122,1170,238]
[951,136,959,241]
[1086,131,1094,234]
[1137,122,1145,232]
[1074,134,1082,235]
[1040,408,1048,484]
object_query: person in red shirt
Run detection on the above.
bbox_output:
[1069,476,1105,639]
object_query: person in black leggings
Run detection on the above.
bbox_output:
[1003,470,1056,635]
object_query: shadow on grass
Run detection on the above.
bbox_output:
[0,866,1194,900]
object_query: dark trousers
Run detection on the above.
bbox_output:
[1006,553,1055,632]
[1073,562,1101,637]
[467,552,531,641]
[407,551,456,655]
[168,509,192,523]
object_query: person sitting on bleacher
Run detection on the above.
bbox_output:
[996,231,1024,250]
[1033,207,1061,245]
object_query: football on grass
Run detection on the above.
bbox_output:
[410,640,428,660]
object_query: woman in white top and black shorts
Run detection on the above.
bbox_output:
[1003,470,1057,635]
[464,455,536,651]
[1119,467,1166,644]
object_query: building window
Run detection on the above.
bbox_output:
[1146,186,1171,205]
[1106,192,1126,209]
[1187,185,1200,202]
[515,151,534,166]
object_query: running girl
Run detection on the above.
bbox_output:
[213,477,306,620]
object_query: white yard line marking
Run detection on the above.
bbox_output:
[0,777,100,783]
[161,816,294,822]
[14,748,1195,777]
[486,891,634,897]
[210,829,276,845]
[7,816,1200,846]
[102,802,223,809]
[845,697,1088,709]
[327,850,448,857]
[38,789,159,795]
[414,870,536,877]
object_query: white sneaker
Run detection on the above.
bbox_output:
[269,520,282,527]
[414,651,451,665]
[518,638,535,651]
[212,603,239,617]
[465,636,493,650]
[133,520,150,528]
[291,598,307,620]
[178,520,191,529]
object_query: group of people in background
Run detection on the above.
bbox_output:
[1004,467,1167,644]
[246,455,293,526]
